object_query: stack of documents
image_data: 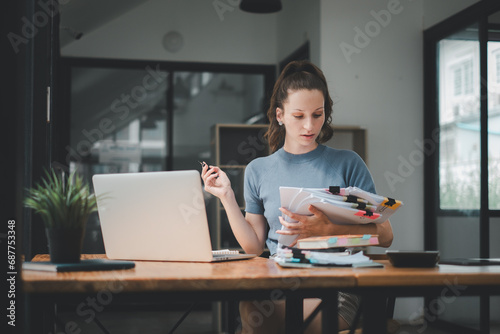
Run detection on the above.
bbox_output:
[296,234,379,250]
[278,186,403,246]
[273,247,382,268]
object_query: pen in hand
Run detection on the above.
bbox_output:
[199,161,218,178]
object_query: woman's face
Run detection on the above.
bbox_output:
[276,89,325,154]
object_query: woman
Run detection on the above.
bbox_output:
[201,60,393,333]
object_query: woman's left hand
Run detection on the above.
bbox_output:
[276,205,333,246]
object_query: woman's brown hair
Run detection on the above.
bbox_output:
[265,60,334,152]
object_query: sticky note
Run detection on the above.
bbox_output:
[328,237,338,244]
[338,238,348,246]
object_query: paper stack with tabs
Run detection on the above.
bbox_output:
[278,186,403,246]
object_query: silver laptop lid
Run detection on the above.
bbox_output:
[92,170,213,262]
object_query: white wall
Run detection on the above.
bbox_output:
[276,0,320,66]
[423,0,480,29]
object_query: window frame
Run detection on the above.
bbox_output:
[424,2,500,235]
[424,6,500,332]
[56,57,276,171]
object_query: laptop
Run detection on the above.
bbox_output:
[92,170,256,262]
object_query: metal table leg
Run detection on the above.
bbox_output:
[362,292,387,334]
[285,296,304,334]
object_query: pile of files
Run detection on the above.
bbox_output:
[278,186,403,246]
[273,247,381,268]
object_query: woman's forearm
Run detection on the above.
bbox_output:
[220,191,266,255]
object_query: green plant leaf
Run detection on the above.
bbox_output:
[24,167,98,229]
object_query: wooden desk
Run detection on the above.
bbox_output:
[350,260,500,334]
[23,254,356,334]
[22,255,500,334]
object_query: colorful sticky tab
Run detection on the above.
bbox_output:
[362,234,371,240]
[328,237,338,244]
[354,210,380,219]
[382,198,402,209]
[338,237,348,246]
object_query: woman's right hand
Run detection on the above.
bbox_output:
[200,162,232,200]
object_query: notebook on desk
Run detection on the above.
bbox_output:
[92,170,256,262]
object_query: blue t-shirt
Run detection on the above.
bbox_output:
[244,144,376,255]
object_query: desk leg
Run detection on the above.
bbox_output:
[321,291,338,334]
[362,292,387,334]
[224,300,239,334]
[25,294,56,334]
[285,296,304,334]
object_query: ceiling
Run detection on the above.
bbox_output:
[59,0,150,47]
[58,1,500,49]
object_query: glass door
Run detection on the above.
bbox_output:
[62,61,272,253]
[434,23,482,331]
[424,3,500,332]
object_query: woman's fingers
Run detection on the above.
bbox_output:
[279,207,299,221]
[205,172,219,185]
[200,162,220,184]
[200,162,209,179]
[278,216,301,230]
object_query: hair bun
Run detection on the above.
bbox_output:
[283,60,317,78]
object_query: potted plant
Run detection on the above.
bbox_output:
[25,169,98,263]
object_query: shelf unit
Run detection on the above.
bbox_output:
[210,123,367,250]
[211,124,271,249]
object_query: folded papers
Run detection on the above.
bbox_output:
[278,186,403,246]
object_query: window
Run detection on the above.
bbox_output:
[439,38,480,210]
[496,53,500,83]
[62,60,274,177]
[454,67,462,95]
[58,58,275,254]
[453,59,473,96]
